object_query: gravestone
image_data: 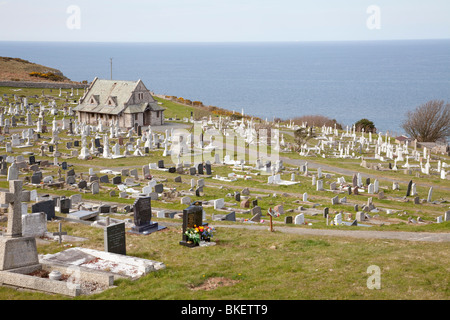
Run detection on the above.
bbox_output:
[444,211,450,222]
[104,222,126,255]
[0,180,40,270]
[22,212,47,238]
[331,196,339,205]
[285,216,293,224]
[205,163,212,175]
[78,180,87,189]
[294,213,304,225]
[59,197,71,214]
[214,198,225,209]
[91,181,100,194]
[129,196,164,235]
[323,207,329,218]
[356,212,366,222]
[197,163,204,175]
[406,180,413,197]
[240,199,250,208]
[31,173,42,185]
[180,202,206,247]
[32,199,55,221]
[224,211,236,222]
[112,176,122,185]
[155,184,164,193]
[250,208,262,222]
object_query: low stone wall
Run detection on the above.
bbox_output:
[0,80,89,89]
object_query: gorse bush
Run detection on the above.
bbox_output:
[29,72,65,82]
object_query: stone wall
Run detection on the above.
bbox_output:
[0,80,89,89]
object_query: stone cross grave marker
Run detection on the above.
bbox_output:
[52,222,67,244]
[1,180,29,237]
[0,180,39,270]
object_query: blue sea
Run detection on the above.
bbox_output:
[1,40,449,135]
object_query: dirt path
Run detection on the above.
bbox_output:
[161,221,450,243]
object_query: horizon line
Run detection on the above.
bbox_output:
[1,38,450,44]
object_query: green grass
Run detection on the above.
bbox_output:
[0,222,448,300]
[1,84,450,300]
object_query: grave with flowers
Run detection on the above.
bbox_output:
[180,201,215,247]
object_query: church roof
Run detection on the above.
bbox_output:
[73,78,164,115]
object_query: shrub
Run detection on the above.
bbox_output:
[355,118,376,133]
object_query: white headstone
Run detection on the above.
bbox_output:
[294,213,304,225]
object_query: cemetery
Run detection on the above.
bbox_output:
[0,85,449,299]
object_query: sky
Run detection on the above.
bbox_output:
[0,0,449,42]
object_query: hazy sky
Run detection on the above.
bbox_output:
[0,0,449,42]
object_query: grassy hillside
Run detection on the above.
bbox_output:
[0,57,71,82]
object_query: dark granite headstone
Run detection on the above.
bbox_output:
[252,199,258,208]
[129,196,164,234]
[224,211,236,222]
[168,167,176,173]
[59,198,71,214]
[189,167,196,175]
[99,175,110,184]
[104,222,126,255]
[180,202,205,246]
[158,160,164,168]
[74,140,80,147]
[205,163,212,175]
[195,188,202,197]
[78,180,87,189]
[234,192,241,202]
[197,163,204,175]
[323,207,329,218]
[31,174,42,185]
[112,176,122,185]
[155,184,164,193]
[29,156,36,165]
[285,216,293,224]
[32,200,55,221]
[94,138,101,148]
[48,145,54,153]
[61,161,68,170]
[406,180,413,197]
[99,204,111,213]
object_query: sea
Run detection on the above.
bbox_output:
[1,40,449,135]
